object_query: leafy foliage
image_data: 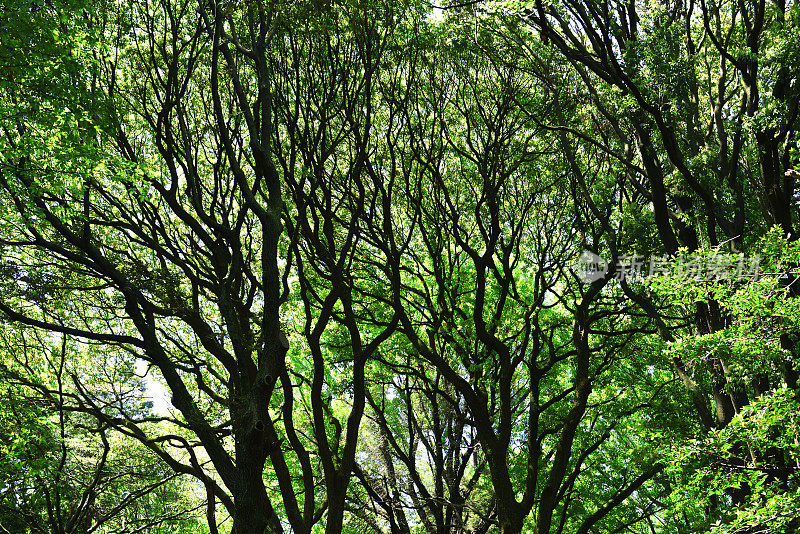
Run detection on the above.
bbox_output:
[1,0,799,533]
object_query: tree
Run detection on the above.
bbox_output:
[1,0,415,532]
[4,0,798,532]
[317,14,671,532]
[3,0,298,530]
[0,328,203,534]
[506,0,800,529]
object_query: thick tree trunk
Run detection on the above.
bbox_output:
[232,456,283,534]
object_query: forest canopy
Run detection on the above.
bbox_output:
[1,0,799,533]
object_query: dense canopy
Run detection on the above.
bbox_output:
[1,0,799,533]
